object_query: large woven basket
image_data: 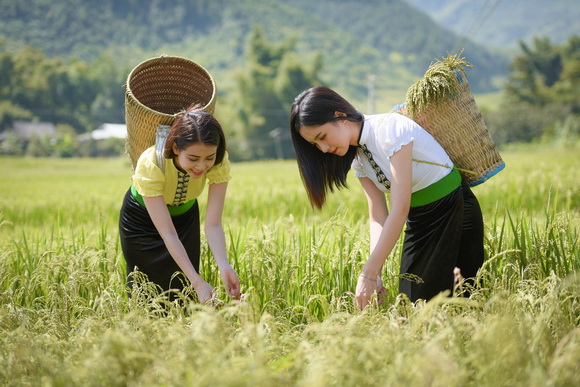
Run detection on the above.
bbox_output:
[394,57,504,186]
[124,55,217,169]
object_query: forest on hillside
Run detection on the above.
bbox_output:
[0,0,578,159]
[0,0,508,91]
[407,0,580,49]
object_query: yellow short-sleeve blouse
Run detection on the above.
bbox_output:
[132,146,231,204]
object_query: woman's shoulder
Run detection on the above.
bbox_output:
[135,146,163,177]
[365,112,407,125]
[206,151,231,184]
[136,145,157,164]
[133,146,166,196]
[371,112,424,132]
[364,112,409,133]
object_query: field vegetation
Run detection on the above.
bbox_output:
[0,145,578,386]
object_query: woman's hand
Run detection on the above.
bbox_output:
[376,276,386,306]
[192,278,215,305]
[205,182,241,300]
[220,266,241,300]
[356,274,379,310]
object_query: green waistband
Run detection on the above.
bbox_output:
[130,184,196,216]
[410,168,461,207]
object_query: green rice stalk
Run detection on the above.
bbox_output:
[405,52,474,118]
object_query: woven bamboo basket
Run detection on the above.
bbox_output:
[393,55,504,186]
[124,55,217,169]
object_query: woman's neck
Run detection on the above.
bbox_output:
[349,118,365,146]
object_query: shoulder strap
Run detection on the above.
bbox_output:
[155,125,171,173]
[412,159,477,176]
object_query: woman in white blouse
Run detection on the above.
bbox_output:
[289,86,484,309]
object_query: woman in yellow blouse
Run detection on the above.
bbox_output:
[119,107,241,304]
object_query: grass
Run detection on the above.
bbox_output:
[0,145,579,386]
[472,91,503,112]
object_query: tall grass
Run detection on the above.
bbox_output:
[0,146,578,386]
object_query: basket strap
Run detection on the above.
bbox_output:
[155,125,171,174]
[412,159,478,176]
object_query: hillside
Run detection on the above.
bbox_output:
[407,0,580,50]
[0,0,509,101]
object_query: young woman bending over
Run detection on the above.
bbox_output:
[119,106,241,304]
[289,86,484,309]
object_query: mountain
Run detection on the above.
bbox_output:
[406,0,580,50]
[0,0,511,103]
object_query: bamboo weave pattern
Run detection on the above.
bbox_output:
[395,58,505,186]
[124,55,216,169]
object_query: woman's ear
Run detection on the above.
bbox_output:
[334,111,347,118]
[172,143,179,155]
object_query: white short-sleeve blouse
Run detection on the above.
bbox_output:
[352,113,454,192]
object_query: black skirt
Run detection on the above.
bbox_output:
[118,188,200,293]
[399,181,484,302]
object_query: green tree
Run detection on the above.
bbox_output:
[505,37,563,106]
[26,134,53,157]
[0,133,23,155]
[54,134,76,157]
[550,35,580,109]
[88,56,128,125]
[0,101,34,130]
[0,42,126,140]
[0,43,37,129]
[488,35,579,144]
[224,27,322,160]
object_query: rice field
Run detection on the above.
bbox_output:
[0,146,578,386]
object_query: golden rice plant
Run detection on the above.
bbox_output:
[405,52,474,118]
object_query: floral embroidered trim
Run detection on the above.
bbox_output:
[172,170,190,206]
[359,144,391,190]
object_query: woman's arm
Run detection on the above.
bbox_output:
[143,196,214,303]
[205,182,241,299]
[358,176,389,302]
[356,143,413,309]
[359,177,389,252]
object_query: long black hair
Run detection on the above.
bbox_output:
[164,105,226,165]
[289,86,363,209]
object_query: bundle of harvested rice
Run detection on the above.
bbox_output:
[395,53,505,186]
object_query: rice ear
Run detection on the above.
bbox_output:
[405,52,474,118]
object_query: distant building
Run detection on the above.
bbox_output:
[78,123,127,141]
[0,121,56,141]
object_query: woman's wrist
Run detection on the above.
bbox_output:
[189,273,204,288]
[216,260,232,272]
[362,259,381,279]
[359,273,377,282]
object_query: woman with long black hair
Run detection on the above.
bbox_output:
[289,86,484,309]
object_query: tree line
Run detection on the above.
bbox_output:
[1,33,578,158]
[485,35,580,146]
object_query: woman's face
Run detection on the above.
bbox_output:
[172,142,217,178]
[299,118,357,156]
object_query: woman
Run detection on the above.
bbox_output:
[289,86,484,309]
[119,106,241,304]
